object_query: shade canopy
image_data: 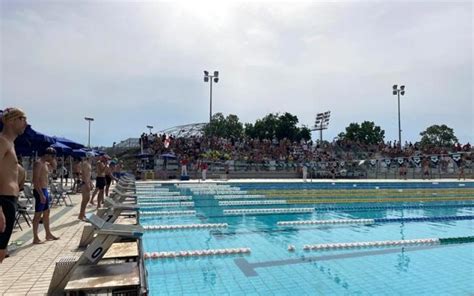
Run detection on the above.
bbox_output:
[160,152,176,159]
[53,136,85,150]
[1,110,81,157]
[51,141,73,156]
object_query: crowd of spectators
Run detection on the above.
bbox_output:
[139,132,472,168]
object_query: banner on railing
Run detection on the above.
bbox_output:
[412,156,421,167]
[452,154,461,162]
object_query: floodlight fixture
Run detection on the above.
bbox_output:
[312,110,331,142]
[84,117,94,148]
[203,70,220,123]
[392,84,407,148]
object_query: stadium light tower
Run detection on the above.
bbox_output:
[203,70,219,123]
[392,84,406,148]
[146,125,153,134]
[84,117,94,148]
[312,111,331,143]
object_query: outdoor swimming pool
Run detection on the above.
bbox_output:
[139,181,474,295]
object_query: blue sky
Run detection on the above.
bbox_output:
[1,0,472,147]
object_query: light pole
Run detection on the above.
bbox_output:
[84,117,94,148]
[392,84,406,148]
[203,70,219,123]
[312,111,331,143]
[146,125,153,134]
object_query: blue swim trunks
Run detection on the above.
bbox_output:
[33,188,50,212]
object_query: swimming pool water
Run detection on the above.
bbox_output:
[140,181,474,295]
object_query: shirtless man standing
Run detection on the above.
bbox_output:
[94,156,107,209]
[0,108,28,262]
[32,147,59,244]
[72,159,81,192]
[104,162,117,197]
[78,155,92,220]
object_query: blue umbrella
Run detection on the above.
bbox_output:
[72,149,99,159]
[53,136,85,150]
[72,149,87,158]
[14,125,55,156]
[51,142,73,156]
[1,110,55,155]
[85,149,100,157]
[160,152,176,159]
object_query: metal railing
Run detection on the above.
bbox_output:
[136,152,473,180]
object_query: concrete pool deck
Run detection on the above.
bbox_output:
[0,192,95,295]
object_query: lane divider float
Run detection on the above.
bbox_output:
[144,247,251,259]
[224,208,314,215]
[138,201,195,207]
[219,200,287,206]
[214,195,266,199]
[315,204,474,212]
[277,215,474,226]
[299,236,474,251]
[139,210,197,216]
[144,223,228,230]
[137,196,193,201]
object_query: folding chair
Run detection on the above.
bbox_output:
[14,199,32,230]
[22,184,34,205]
[50,183,73,206]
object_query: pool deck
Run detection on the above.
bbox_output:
[0,191,95,295]
[1,178,472,295]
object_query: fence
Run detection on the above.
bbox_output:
[137,152,472,180]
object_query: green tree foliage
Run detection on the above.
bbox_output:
[251,113,279,139]
[419,124,458,147]
[244,112,311,141]
[297,127,312,141]
[203,113,244,138]
[275,113,299,140]
[203,112,311,141]
[338,121,385,145]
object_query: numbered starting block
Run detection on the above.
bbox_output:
[48,214,144,295]
[79,195,139,248]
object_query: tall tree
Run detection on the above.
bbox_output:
[203,113,243,138]
[419,124,458,147]
[244,112,309,141]
[275,112,299,140]
[246,113,278,139]
[297,126,312,141]
[338,121,385,145]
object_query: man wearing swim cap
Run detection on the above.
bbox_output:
[32,147,59,244]
[0,108,28,263]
